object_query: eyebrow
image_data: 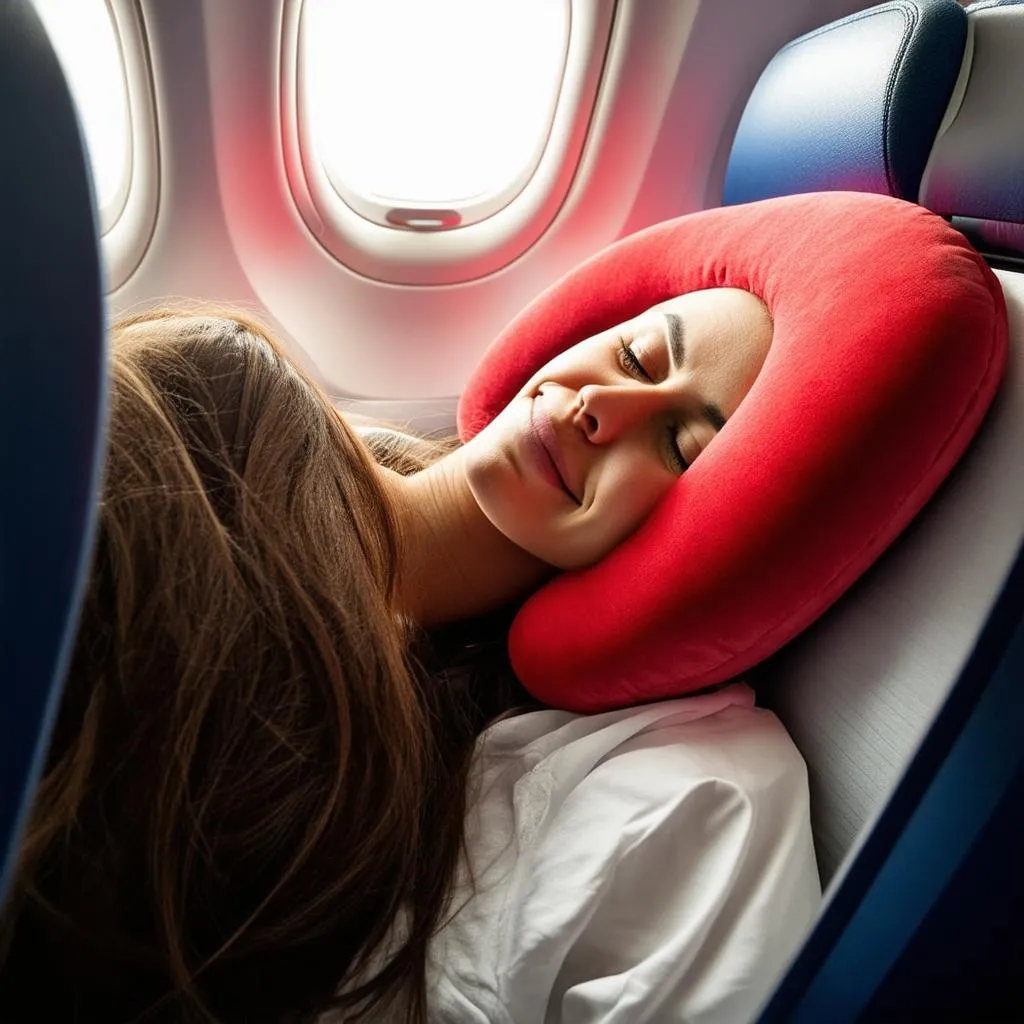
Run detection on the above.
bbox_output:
[663,312,727,433]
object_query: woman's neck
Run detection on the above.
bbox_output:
[379,446,551,628]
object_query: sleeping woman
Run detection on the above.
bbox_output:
[0,288,803,1024]
[2,188,1002,1024]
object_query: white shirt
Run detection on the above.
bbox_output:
[328,683,820,1023]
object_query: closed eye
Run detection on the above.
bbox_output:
[619,339,652,382]
[667,426,690,474]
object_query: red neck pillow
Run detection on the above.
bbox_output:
[458,192,1007,713]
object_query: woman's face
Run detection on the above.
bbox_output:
[463,287,773,569]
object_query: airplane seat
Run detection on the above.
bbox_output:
[718,0,1024,1017]
[0,0,106,907]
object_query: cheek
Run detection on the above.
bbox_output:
[463,404,571,556]
[557,458,675,568]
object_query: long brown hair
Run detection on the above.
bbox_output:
[0,310,480,1022]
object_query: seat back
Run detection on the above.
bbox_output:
[0,0,106,904]
[724,0,1023,880]
[720,0,1024,1018]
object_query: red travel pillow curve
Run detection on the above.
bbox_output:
[458,192,1008,713]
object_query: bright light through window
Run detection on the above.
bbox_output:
[31,0,131,224]
[303,0,570,218]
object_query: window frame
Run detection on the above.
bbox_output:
[280,0,617,285]
[101,0,159,291]
[93,0,131,237]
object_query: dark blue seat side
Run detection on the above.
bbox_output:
[757,550,1024,1022]
[0,0,106,904]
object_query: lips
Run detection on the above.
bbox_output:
[531,398,581,503]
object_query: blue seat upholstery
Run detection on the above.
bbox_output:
[723,0,967,206]
[0,0,106,904]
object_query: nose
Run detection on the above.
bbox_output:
[572,381,673,444]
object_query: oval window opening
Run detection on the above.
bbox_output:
[301,0,571,229]
[32,0,132,233]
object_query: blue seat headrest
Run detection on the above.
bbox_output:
[723,0,968,206]
[0,0,106,904]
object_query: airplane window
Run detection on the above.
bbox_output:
[301,0,570,230]
[31,0,132,233]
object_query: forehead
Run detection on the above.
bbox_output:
[534,291,764,379]
[583,300,668,344]
[604,288,771,367]
[602,287,753,339]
